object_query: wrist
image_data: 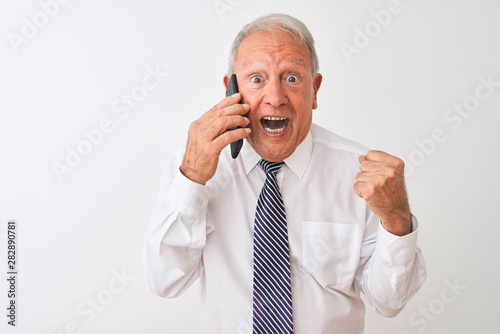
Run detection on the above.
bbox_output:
[380,213,412,236]
[179,165,207,185]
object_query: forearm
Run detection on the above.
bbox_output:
[143,151,213,297]
[143,210,209,298]
[357,214,427,317]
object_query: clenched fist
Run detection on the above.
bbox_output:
[353,150,412,236]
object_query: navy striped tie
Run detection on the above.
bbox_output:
[253,160,293,334]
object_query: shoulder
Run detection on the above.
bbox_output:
[310,123,369,156]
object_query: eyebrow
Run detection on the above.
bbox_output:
[289,59,305,65]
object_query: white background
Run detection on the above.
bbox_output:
[1,0,499,333]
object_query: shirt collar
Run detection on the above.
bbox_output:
[240,130,313,178]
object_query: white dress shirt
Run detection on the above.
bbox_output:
[143,123,426,334]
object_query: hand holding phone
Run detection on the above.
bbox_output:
[225,74,244,159]
[180,75,249,184]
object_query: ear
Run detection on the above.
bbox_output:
[223,74,231,90]
[312,73,323,110]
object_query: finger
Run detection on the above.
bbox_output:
[366,150,405,172]
[355,171,367,183]
[353,180,378,200]
[352,182,364,198]
[198,93,242,122]
[216,103,251,117]
[355,171,378,183]
[196,104,249,136]
[205,115,251,139]
[200,103,249,127]
[358,155,367,164]
[366,150,399,164]
[212,92,242,112]
[356,170,390,187]
[212,127,251,152]
[204,104,250,135]
[359,160,385,173]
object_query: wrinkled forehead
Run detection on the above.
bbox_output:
[234,30,312,72]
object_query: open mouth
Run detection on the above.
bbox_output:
[260,116,289,134]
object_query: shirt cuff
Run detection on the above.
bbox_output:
[376,214,419,266]
[167,167,211,217]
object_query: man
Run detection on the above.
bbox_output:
[144,13,426,334]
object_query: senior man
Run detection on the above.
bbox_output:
[144,13,426,334]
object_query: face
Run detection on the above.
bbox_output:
[224,30,322,162]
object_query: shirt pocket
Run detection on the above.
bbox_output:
[300,221,361,290]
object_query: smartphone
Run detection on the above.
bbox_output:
[225,74,244,159]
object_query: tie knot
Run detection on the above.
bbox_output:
[259,159,284,175]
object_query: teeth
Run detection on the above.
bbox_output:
[261,116,288,134]
[263,127,285,134]
[263,116,287,121]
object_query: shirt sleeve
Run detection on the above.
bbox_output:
[354,212,427,317]
[143,148,214,298]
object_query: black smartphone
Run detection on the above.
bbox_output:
[225,74,244,159]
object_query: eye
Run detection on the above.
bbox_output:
[251,76,262,84]
[286,75,299,83]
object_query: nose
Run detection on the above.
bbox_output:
[263,77,288,108]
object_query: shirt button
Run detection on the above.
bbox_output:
[392,249,400,255]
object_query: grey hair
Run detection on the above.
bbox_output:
[227,13,319,76]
